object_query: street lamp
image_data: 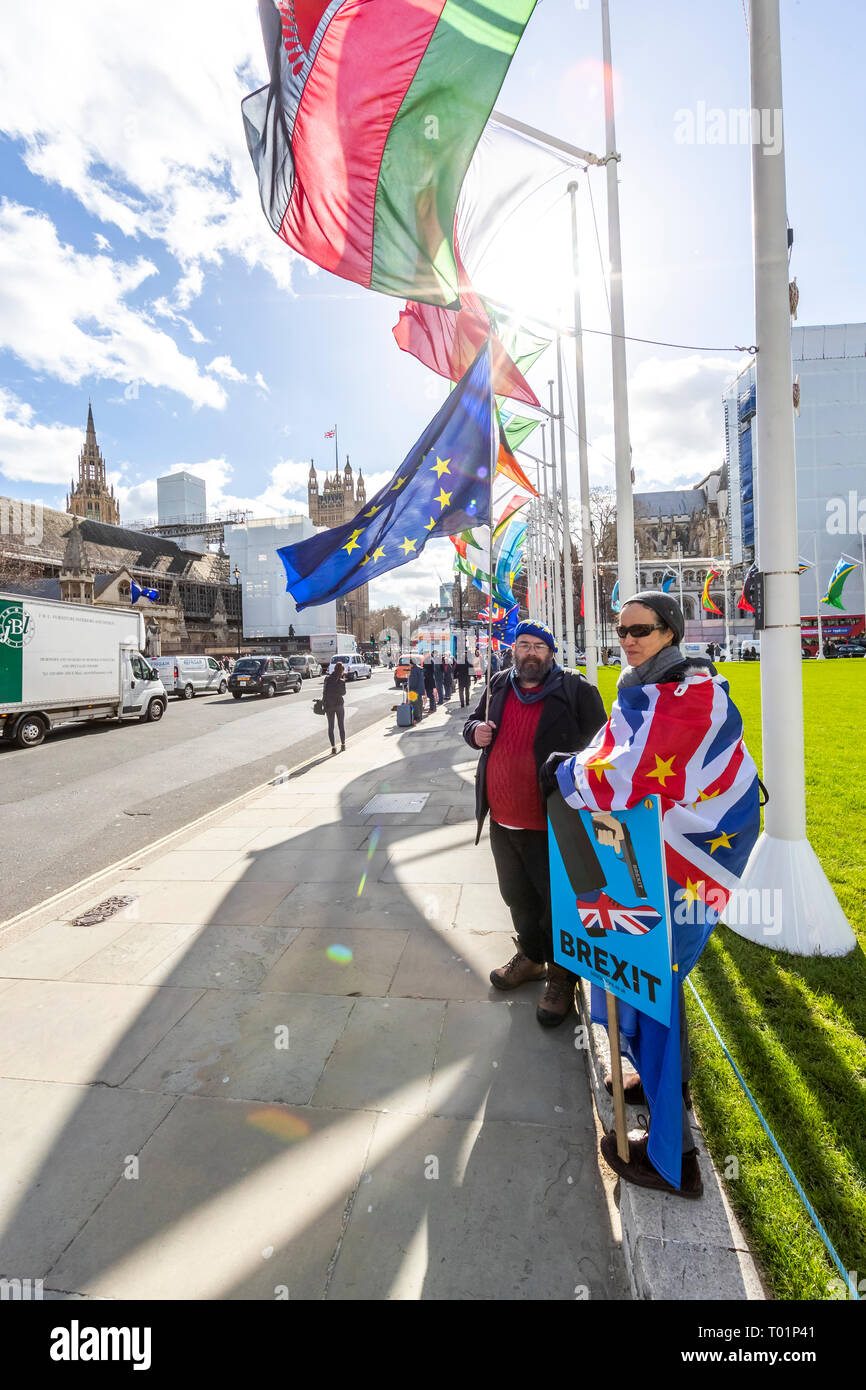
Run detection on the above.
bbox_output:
[233,565,241,657]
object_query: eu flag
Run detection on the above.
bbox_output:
[278,344,494,610]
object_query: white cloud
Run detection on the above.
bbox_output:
[207,355,247,383]
[0,4,299,308]
[0,202,227,409]
[151,296,209,344]
[93,232,111,251]
[254,371,269,393]
[0,390,85,486]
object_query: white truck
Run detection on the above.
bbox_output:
[0,593,168,749]
[310,631,355,666]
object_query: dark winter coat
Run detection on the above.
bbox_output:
[463,670,606,843]
[322,672,346,711]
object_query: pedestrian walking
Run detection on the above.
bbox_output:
[454,652,471,707]
[464,619,606,1026]
[322,661,346,753]
[407,655,425,723]
[443,653,454,701]
[423,654,437,714]
[433,649,445,704]
[544,591,760,1198]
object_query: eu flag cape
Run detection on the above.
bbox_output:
[556,667,760,1187]
[278,344,494,609]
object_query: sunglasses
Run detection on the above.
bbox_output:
[616,623,666,640]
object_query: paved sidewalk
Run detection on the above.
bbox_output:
[0,699,630,1301]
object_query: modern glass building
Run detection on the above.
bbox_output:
[724,323,866,637]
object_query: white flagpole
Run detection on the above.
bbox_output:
[556,333,576,668]
[861,531,866,631]
[735,0,853,955]
[547,381,563,653]
[814,535,824,658]
[568,179,598,685]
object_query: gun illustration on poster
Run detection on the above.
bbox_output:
[548,792,673,1026]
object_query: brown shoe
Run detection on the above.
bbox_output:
[489,938,546,991]
[604,1072,647,1107]
[599,1131,703,1199]
[536,962,576,1027]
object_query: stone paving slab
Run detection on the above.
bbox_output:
[311,997,445,1115]
[240,824,371,852]
[0,916,138,980]
[123,990,354,1105]
[382,848,498,885]
[427,999,584,1129]
[262,881,460,933]
[327,1112,629,1301]
[455,882,513,932]
[140,925,301,991]
[260,927,409,997]
[65,878,294,927]
[131,849,251,881]
[0,1078,176,1275]
[0,980,203,1086]
[47,1097,379,1301]
[215,849,389,884]
[388,926,524,1001]
[65,922,203,985]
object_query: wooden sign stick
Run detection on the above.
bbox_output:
[605,990,630,1161]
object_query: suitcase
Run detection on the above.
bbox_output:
[396,700,413,728]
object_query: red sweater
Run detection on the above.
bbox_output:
[485,690,545,831]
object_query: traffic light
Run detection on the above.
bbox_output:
[370,632,375,645]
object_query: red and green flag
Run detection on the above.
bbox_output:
[243,0,537,309]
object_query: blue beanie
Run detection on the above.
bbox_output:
[514,619,557,653]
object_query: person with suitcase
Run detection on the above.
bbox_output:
[407,656,425,724]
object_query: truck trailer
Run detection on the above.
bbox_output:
[0,594,167,749]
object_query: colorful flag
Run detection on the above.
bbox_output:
[822,556,860,610]
[131,580,159,604]
[797,558,813,575]
[556,671,760,1188]
[737,561,758,613]
[278,344,494,609]
[324,427,336,439]
[701,568,722,615]
[577,890,663,938]
[661,570,676,594]
[499,408,540,456]
[243,0,537,309]
[611,580,620,614]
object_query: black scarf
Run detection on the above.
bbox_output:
[509,662,564,705]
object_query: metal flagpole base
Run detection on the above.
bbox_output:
[726,833,855,956]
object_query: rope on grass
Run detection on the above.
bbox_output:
[686,976,860,1300]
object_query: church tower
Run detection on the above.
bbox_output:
[305,454,370,642]
[67,404,120,525]
[59,517,95,604]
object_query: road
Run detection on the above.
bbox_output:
[0,668,400,921]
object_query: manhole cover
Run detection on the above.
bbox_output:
[71,895,137,927]
[360,794,430,815]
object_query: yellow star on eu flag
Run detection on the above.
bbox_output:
[365,504,382,517]
[424,516,436,532]
[398,537,417,555]
[705,830,737,854]
[372,545,386,562]
[391,476,407,491]
[430,456,451,479]
[647,753,676,787]
[434,487,452,511]
[359,553,371,567]
[342,536,361,556]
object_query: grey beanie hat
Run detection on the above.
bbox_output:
[620,590,685,644]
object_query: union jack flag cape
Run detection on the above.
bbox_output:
[556,667,760,1187]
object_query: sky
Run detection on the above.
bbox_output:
[0,0,864,616]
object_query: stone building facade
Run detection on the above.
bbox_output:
[307,456,370,642]
[66,405,120,525]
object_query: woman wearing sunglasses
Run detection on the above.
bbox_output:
[542,591,761,1199]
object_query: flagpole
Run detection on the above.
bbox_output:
[861,531,866,636]
[735,0,853,955]
[567,178,598,686]
[485,338,495,721]
[547,380,563,654]
[677,541,685,616]
[556,333,576,668]
[601,0,636,620]
[813,534,824,658]
[722,534,731,656]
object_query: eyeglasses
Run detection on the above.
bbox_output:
[616,623,666,640]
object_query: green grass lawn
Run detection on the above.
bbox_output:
[593,662,866,1301]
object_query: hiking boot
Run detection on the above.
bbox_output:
[489,938,546,991]
[599,1131,703,1199]
[536,963,576,1027]
[604,1072,647,1107]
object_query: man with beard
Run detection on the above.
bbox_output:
[463,620,606,1026]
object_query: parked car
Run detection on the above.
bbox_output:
[328,653,372,681]
[152,654,227,699]
[228,655,302,698]
[394,653,412,688]
[288,654,322,680]
[836,643,866,658]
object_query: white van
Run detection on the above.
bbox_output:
[153,654,228,699]
[328,653,372,681]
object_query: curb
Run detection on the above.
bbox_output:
[577,978,766,1300]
